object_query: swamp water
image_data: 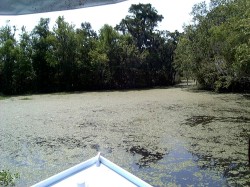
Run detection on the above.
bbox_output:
[0,85,249,186]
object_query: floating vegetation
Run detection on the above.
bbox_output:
[78,121,97,128]
[20,97,32,100]
[1,86,249,186]
[184,116,215,127]
[129,146,165,167]
[243,94,250,100]
[193,153,250,186]
[184,115,250,127]
[90,144,100,151]
[182,114,250,186]
[34,136,89,150]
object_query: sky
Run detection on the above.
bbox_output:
[0,0,210,34]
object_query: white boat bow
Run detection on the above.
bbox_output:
[32,153,152,187]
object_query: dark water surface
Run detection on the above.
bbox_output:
[0,86,249,186]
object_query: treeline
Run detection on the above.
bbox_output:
[174,0,250,92]
[0,3,179,95]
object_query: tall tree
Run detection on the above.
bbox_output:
[174,0,250,92]
[31,18,54,92]
[116,3,179,86]
[0,24,17,94]
[75,22,97,89]
[174,32,194,85]
[98,24,121,87]
[52,16,78,91]
[117,3,163,52]
[14,26,35,94]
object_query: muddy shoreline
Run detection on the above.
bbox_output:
[0,85,249,186]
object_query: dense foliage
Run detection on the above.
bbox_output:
[0,3,179,95]
[174,0,250,92]
[2,1,248,94]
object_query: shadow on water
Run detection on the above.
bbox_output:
[128,143,227,186]
[129,142,249,186]
[160,145,227,186]
[128,145,165,167]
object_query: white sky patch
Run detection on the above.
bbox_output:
[0,0,210,34]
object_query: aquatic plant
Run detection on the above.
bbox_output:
[0,170,19,186]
